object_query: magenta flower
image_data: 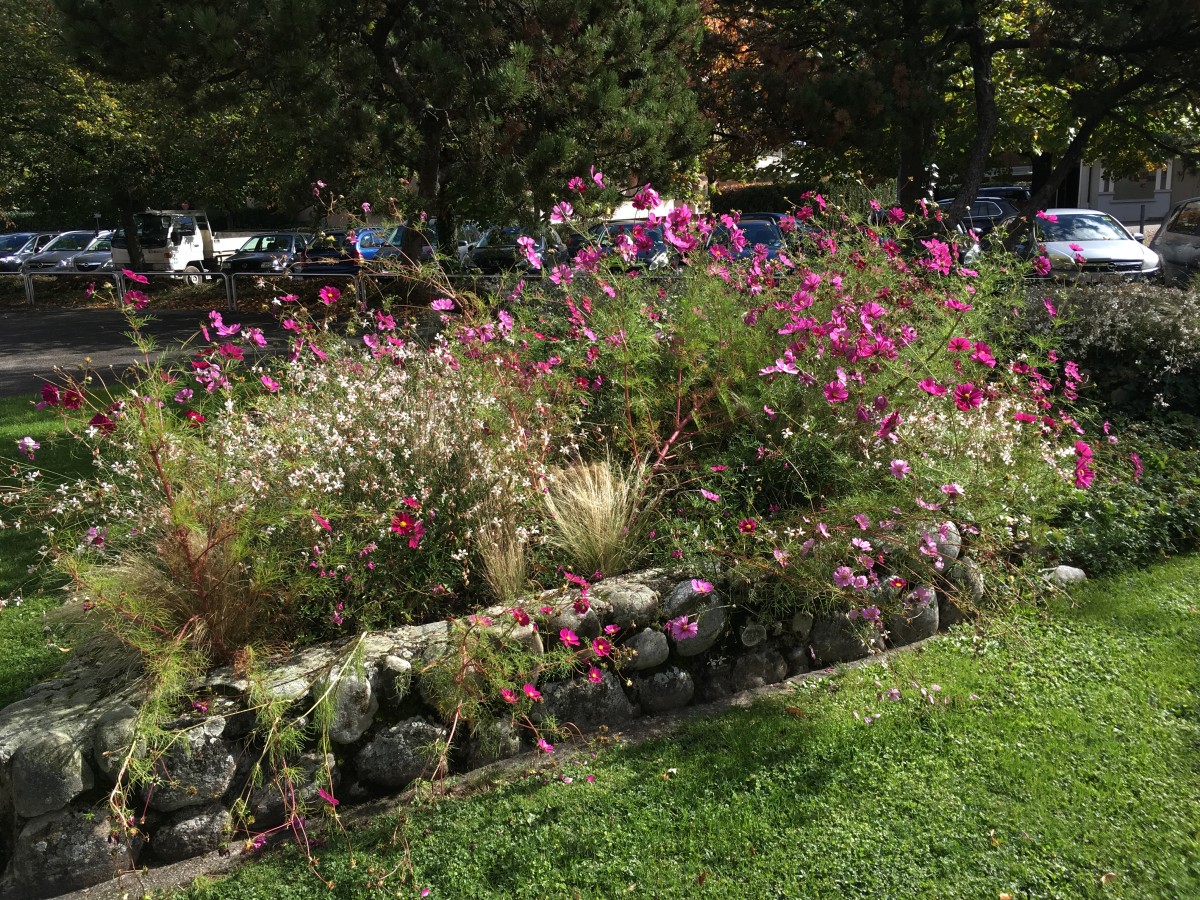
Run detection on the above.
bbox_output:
[511,607,531,626]
[773,548,790,567]
[361,201,371,215]
[537,737,555,754]
[953,383,984,411]
[587,666,603,684]
[121,268,149,284]
[430,297,455,312]
[549,201,574,224]
[1036,210,1058,223]
[16,436,39,460]
[666,615,699,640]
[317,786,339,808]
[700,489,721,502]
[833,566,856,588]
[516,235,543,269]
[632,184,661,210]
[940,483,964,497]
[500,688,519,704]
[1130,452,1143,482]
[948,336,972,353]
[691,578,714,593]
[559,627,581,648]
[592,637,613,657]
[590,165,606,188]
[890,459,911,478]
[260,375,281,393]
[567,176,585,192]
[738,518,757,534]
[311,510,332,531]
[823,381,849,403]
[314,285,339,306]
[918,378,948,396]
[124,289,150,310]
[523,683,543,702]
[604,624,621,635]
[1043,297,1058,317]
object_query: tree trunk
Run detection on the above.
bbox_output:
[118,193,144,270]
[944,0,997,226]
[406,108,446,262]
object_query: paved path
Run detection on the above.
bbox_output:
[0,306,277,397]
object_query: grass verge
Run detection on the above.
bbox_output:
[175,555,1200,900]
[0,395,90,707]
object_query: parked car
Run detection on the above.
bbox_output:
[976,185,1032,206]
[23,231,108,273]
[565,220,674,271]
[467,226,565,275]
[71,232,115,273]
[375,223,437,267]
[289,228,382,276]
[707,215,786,260]
[0,231,60,272]
[220,232,310,275]
[1149,196,1200,285]
[1024,209,1159,280]
[936,197,1020,238]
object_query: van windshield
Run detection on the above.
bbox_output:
[113,215,171,249]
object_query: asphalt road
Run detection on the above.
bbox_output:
[0,306,278,397]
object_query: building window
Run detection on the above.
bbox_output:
[1112,171,1156,202]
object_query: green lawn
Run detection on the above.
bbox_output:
[0,395,89,707]
[176,555,1200,900]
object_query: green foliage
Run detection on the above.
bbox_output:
[1049,415,1200,573]
[175,555,1200,899]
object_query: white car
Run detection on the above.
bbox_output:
[1031,208,1159,280]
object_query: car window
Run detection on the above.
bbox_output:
[35,234,57,250]
[1165,202,1200,237]
[967,201,1002,218]
[46,232,94,252]
[1038,214,1129,243]
[0,233,34,252]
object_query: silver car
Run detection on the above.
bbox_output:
[1031,209,1159,281]
[23,231,109,273]
[0,231,60,272]
[1148,197,1200,285]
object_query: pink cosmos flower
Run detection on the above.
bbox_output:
[700,489,721,502]
[940,483,964,497]
[312,510,332,531]
[516,235,542,269]
[632,184,661,210]
[501,688,519,704]
[887,688,901,702]
[361,201,371,215]
[430,297,455,312]
[549,201,574,224]
[511,607,531,626]
[567,176,585,192]
[1036,210,1058,223]
[738,518,757,534]
[317,786,339,808]
[824,381,849,403]
[537,737,555,754]
[124,289,150,310]
[890,459,911,478]
[260,375,281,392]
[691,579,714,593]
[954,383,984,411]
[833,566,856,588]
[590,165,605,188]
[592,637,613,657]
[587,666,603,684]
[390,511,417,535]
[16,436,39,460]
[918,378,948,396]
[407,521,426,549]
[1043,297,1058,317]
[318,285,341,306]
[773,548,790,567]
[948,336,972,353]
[523,683,543,701]
[1130,452,1143,481]
[666,615,699,640]
[121,268,149,284]
[559,627,581,647]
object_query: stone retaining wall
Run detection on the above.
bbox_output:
[0,555,983,899]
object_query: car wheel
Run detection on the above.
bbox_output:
[182,264,204,287]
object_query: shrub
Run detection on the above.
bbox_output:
[1043,281,1200,415]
